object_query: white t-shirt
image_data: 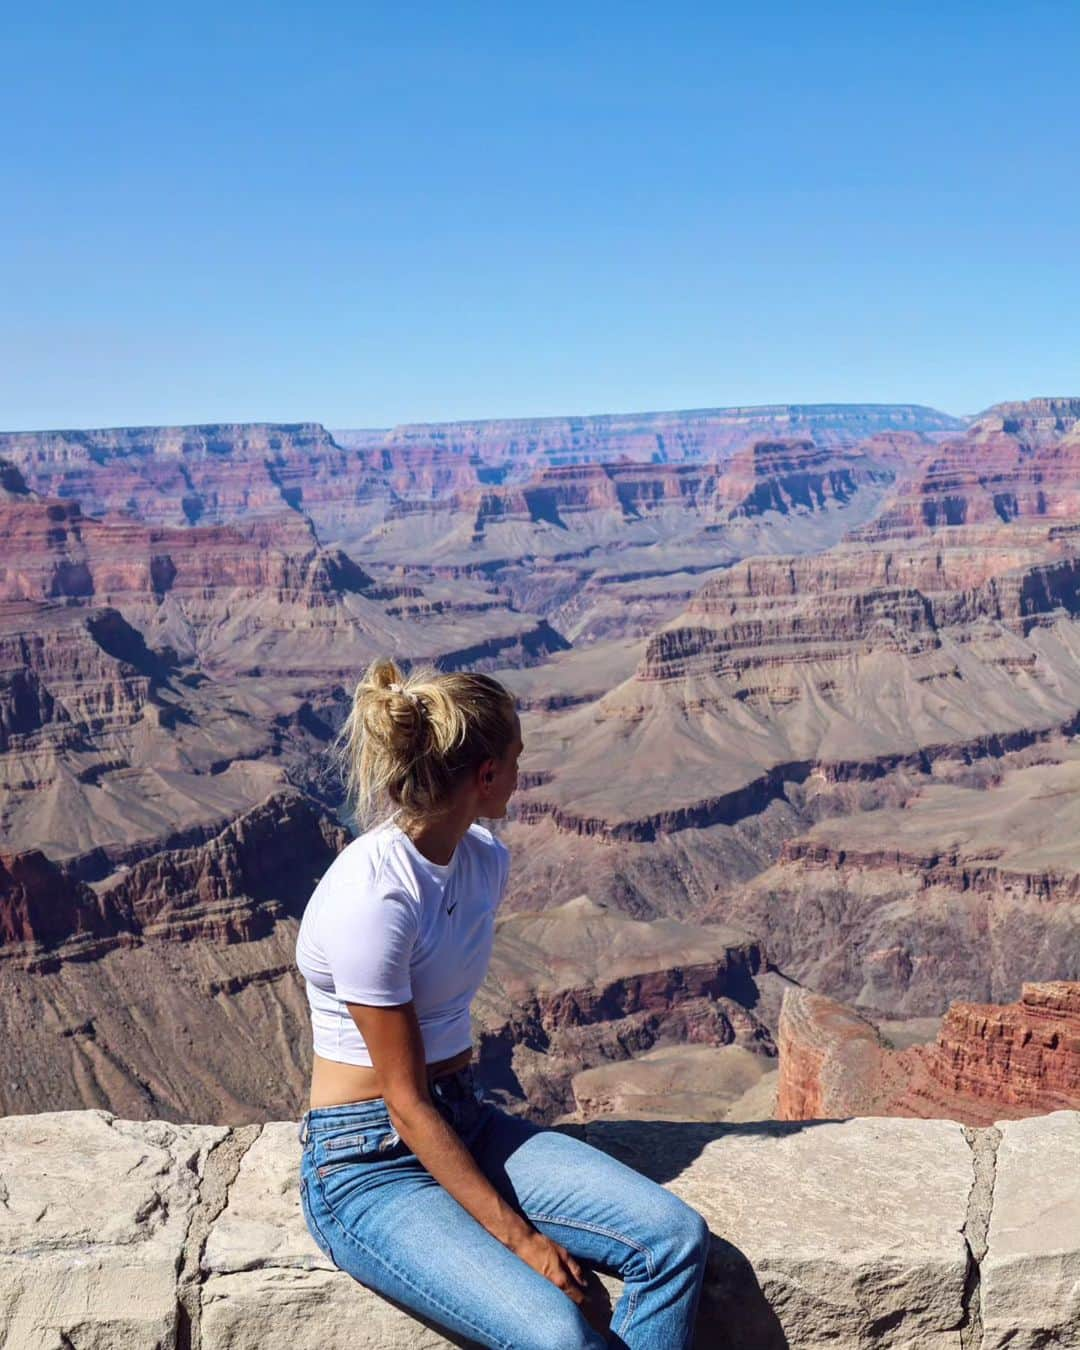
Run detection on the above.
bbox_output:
[295,818,510,1066]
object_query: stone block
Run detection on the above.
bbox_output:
[587,1115,973,1349]
[982,1110,1080,1349]
[201,1123,471,1348]
[0,1109,226,1350]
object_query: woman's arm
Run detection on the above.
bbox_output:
[347,999,591,1309]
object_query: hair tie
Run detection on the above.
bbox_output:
[388,681,421,710]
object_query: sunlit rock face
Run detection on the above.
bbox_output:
[776,982,1080,1126]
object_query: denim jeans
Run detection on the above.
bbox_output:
[297,1064,709,1349]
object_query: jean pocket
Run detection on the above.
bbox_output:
[313,1126,404,1177]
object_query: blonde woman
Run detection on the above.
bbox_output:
[295,658,710,1349]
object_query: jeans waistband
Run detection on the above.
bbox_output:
[297,1062,479,1145]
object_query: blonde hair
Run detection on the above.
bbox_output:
[333,657,518,830]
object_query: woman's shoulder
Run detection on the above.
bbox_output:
[316,822,420,901]
[465,822,509,869]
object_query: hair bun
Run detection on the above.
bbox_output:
[335,657,516,829]
[388,680,422,710]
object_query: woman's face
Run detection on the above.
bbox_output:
[484,716,523,817]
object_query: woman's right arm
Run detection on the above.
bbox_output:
[347,999,591,1309]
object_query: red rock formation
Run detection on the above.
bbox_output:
[462,440,892,539]
[776,982,1080,1124]
[0,850,110,951]
[0,423,366,527]
[714,439,889,517]
[0,411,949,537]
[917,982,1080,1111]
[854,399,1080,544]
[776,988,887,1120]
[0,603,160,753]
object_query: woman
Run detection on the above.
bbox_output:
[295,657,710,1349]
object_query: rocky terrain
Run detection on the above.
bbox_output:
[0,466,565,868]
[472,895,786,1124]
[324,435,904,644]
[500,402,1080,1039]
[726,743,1080,1014]
[3,1105,1077,1349]
[776,981,1080,1125]
[0,403,952,532]
[4,395,1080,1128]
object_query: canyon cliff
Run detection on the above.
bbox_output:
[776,981,1080,1125]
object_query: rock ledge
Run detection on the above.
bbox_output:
[1,1107,1076,1349]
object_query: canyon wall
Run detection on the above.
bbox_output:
[5,396,1080,1136]
[776,982,1080,1125]
[335,401,962,470]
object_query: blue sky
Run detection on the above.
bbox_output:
[2,2,1078,429]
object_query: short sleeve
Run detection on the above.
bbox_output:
[327,887,420,1006]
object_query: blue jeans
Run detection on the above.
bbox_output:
[297,1064,709,1349]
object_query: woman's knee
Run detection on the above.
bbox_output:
[682,1205,711,1262]
[658,1198,711,1267]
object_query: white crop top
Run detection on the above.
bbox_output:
[295,818,510,1066]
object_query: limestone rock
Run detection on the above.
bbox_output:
[587,1114,974,1349]
[6,1107,1080,1349]
[982,1110,1080,1349]
[0,1108,227,1350]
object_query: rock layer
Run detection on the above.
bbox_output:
[472,895,778,1122]
[776,982,1080,1125]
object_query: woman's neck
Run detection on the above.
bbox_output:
[399,807,473,867]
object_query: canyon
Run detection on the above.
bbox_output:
[2,397,1079,1128]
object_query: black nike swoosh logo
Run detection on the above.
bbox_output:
[446,901,458,915]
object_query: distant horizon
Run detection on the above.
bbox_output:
[8,393,1065,438]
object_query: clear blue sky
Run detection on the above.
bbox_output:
[3,2,1078,430]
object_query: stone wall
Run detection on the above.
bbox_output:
[1,1107,1077,1349]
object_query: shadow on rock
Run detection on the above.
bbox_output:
[562,1116,848,1349]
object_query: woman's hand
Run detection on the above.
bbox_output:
[512,1228,587,1300]
[511,1230,613,1333]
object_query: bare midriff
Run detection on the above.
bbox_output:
[308,1044,474,1109]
